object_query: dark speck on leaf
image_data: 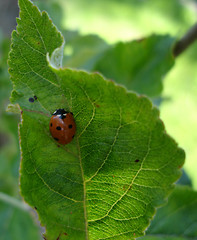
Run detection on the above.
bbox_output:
[70,112,73,115]
[64,233,68,235]
[135,159,140,163]
[72,135,75,139]
[56,233,62,240]
[34,95,37,100]
[29,97,34,103]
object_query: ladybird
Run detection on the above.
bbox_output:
[49,109,76,145]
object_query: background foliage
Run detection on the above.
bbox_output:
[0,0,197,239]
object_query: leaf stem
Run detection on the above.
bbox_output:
[173,23,197,57]
[0,192,30,212]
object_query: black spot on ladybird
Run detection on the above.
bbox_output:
[135,159,140,163]
[70,112,73,115]
[54,137,59,141]
[69,124,73,129]
[50,123,52,127]
[29,97,34,103]
[56,126,61,130]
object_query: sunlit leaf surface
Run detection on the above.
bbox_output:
[8,0,185,239]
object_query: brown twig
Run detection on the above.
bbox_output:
[173,23,197,57]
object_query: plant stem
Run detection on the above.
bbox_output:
[173,23,197,57]
[0,192,29,211]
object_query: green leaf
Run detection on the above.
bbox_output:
[0,193,40,240]
[93,35,175,97]
[63,33,109,70]
[139,185,197,240]
[33,0,64,30]
[8,0,185,239]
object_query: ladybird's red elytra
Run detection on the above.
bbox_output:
[49,109,76,145]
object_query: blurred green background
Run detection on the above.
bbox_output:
[0,0,197,238]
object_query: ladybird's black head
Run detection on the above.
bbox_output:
[53,109,68,115]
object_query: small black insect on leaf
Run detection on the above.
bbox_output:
[29,97,34,103]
